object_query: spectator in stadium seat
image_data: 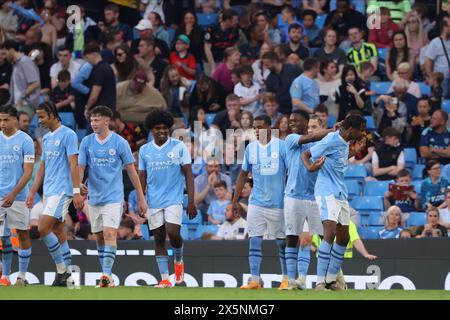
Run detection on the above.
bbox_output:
[373,95,408,139]
[211,93,242,138]
[260,93,282,127]
[388,63,421,98]
[388,77,418,122]
[175,11,205,65]
[211,203,248,240]
[50,70,75,113]
[348,127,375,167]
[116,69,167,125]
[212,46,241,95]
[313,29,347,68]
[160,65,191,121]
[290,58,320,114]
[279,5,301,43]
[131,18,169,60]
[117,217,142,240]
[368,0,411,24]
[136,38,168,89]
[83,44,117,116]
[368,7,399,49]
[207,180,231,225]
[273,114,291,140]
[386,31,415,82]
[239,24,264,64]
[17,111,30,134]
[419,109,450,165]
[404,11,428,67]
[302,9,322,48]
[194,159,232,219]
[169,35,197,81]
[204,9,239,74]
[282,24,310,61]
[378,205,404,239]
[370,127,405,181]
[111,44,139,83]
[420,160,450,209]
[264,51,302,115]
[111,111,147,153]
[316,60,340,119]
[149,12,170,48]
[189,74,226,114]
[384,169,421,213]
[414,207,448,238]
[99,3,132,45]
[0,43,12,90]
[410,97,431,151]
[0,0,18,41]
[335,64,367,122]
[438,189,450,230]
[252,9,282,47]
[346,26,378,73]
[313,104,329,129]
[324,0,367,43]
[50,46,80,89]
[252,42,272,89]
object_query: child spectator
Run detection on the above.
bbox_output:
[429,71,444,111]
[313,104,329,128]
[234,65,262,113]
[368,7,399,49]
[302,9,321,48]
[420,160,450,209]
[384,169,421,213]
[207,180,231,225]
[169,35,196,81]
[358,61,376,114]
[410,97,431,150]
[260,94,282,126]
[50,70,75,113]
[378,206,404,239]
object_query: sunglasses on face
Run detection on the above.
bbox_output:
[116,52,125,57]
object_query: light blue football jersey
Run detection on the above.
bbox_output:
[41,125,78,197]
[79,132,135,206]
[139,138,191,209]
[310,131,349,199]
[0,131,35,201]
[284,134,317,201]
[242,137,287,209]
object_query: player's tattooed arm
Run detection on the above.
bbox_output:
[182,164,197,219]
[301,149,325,172]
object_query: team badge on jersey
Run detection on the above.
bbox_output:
[54,140,61,146]
[271,152,279,159]
[109,148,116,156]
[13,145,20,152]
[167,151,175,159]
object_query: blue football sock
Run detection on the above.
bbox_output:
[102,245,117,276]
[42,233,65,272]
[276,239,287,276]
[1,236,13,277]
[156,255,169,280]
[298,246,311,277]
[316,240,332,284]
[173,245,183,263]
[285,246,298,281]
[326,243,346,283]
[18,247,32,276]
[96,243,105,269]
[60,240,72,269]
[249,236,263,280]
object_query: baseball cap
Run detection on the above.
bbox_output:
[135,19,152,31]
[133,70,148,85]
[177,34,191,46]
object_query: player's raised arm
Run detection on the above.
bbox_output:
[182,164,197,219]
[125,164,148,216]
[26,160,44,208]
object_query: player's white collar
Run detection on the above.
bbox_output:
[152,137,170,150]
[95,131,113,145]
[256,137,276,149]
[337,131,348,144]
[49,125,64,136]
[0,130,20,140]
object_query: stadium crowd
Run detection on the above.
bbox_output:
[0,0,450,243]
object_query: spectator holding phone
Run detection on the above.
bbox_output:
[378,206,404,239]
[420,160,450,209]
[414,208,448,238]
[384,169,421,213]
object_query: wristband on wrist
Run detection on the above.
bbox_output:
[73,188,81,195]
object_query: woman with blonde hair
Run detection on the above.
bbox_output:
[378,206,404,239]
[404,12,428,64]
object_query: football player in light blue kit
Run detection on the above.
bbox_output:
[26,102,84,287]
[139,110,197,288]
[0,105,35,287]
[78,106,147,288]
[302,113,366,290]
[232,115,287,290]
[283,111,336,290]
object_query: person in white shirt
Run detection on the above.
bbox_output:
[50,46,81,89]
[212,203,248,240]
[439,189,450,230]
[234,65,262,113]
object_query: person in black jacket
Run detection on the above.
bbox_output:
[371,127,405,181]
[335,64,366,122]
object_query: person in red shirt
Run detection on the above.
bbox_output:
[368,7,399,48]
[169,34,196,80]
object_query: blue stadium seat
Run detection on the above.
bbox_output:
[377,48,388,61]
[76,129,87,143]
[277,14,287,27]
[351,196,384,214]
[194,225,219,239]
[403,148,417,169]
[344,164,367,182]
[412,181,422,194]
[370,82,392,95]
[369,211,384,226]
[412,164,425,181]
[358,226,383,239]
[345,180,361,200]
[315,14,327,29]
[418,82,431,96]
[407,212,426,227]
[59,112,76,130]
[327,114,336,128]
[205,113,216,127]
[182,209,202,226]
[141,224,150,240]
[364,180,391,197]
[197,13,219,30]
[442,100,450,114]
[365,116,376,132]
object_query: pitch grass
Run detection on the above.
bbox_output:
[0,286,449,300]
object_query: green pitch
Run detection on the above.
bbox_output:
[0,286,449,300]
